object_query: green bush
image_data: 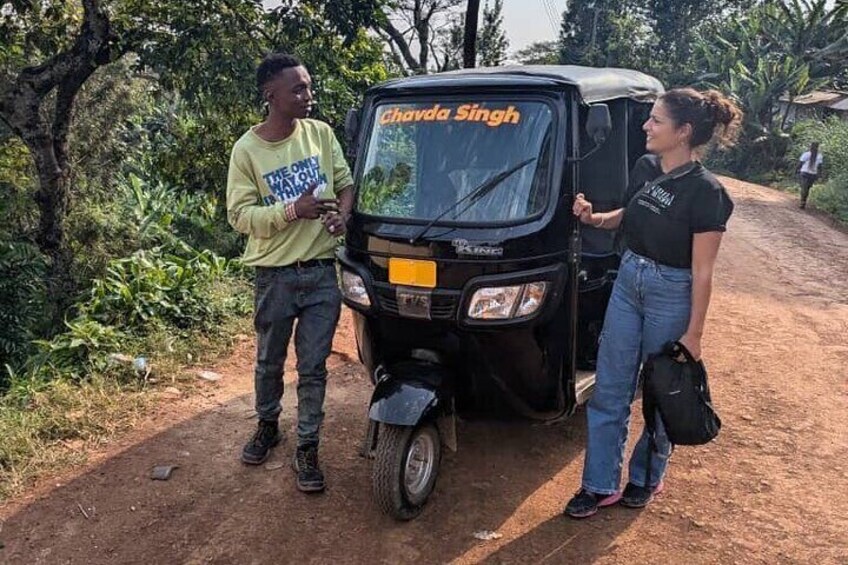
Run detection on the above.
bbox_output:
[28,320,128,382]
[705,127,792,181]
[0,135,36,237]
[83,247,236,332]
[16,246,250,386]
[120,100,249,259]
[7,162,253,389]
[0,241,48,381]
[122,172,243,258]
[70,171,244,283]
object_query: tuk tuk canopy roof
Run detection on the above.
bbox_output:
[370,65,665,104]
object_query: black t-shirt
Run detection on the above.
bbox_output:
[620,155,734,268]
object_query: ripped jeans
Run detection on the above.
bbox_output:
[580,250,692,494]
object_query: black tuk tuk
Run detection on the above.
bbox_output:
[338,66,664,520]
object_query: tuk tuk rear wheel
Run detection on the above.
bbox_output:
[372,423,441,521]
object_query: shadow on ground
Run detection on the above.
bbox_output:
[0,366,641,564]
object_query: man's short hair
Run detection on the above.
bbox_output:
[257,53,303,90]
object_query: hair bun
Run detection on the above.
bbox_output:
[703,90,737,128]
[659,88,744,150]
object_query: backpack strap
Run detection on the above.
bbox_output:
[626,161,699,207]
[640,357,658,489]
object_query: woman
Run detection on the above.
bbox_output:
[564,88,742,519]
[798,141,823,209]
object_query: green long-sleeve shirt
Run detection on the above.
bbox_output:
[226,119,353,266]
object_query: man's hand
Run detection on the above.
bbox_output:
[294,183,337,220]
[322,212,348,236]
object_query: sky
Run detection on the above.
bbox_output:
[501,0,565,53]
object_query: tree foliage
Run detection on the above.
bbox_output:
[433,11,465,71]
[0,241,47,380]
[692,1,848,174]
[558,0,650,68]
[515,41,559,66]
[0,0,388,329]
[477,0,508,67]
[557,0,756,83]
[373,0,465,74]
[556,0,847,178]
[0,0,390,373]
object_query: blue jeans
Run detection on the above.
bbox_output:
[581,250,692,494]
[253,264,341,447]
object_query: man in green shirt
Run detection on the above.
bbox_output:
[226,53,354,493]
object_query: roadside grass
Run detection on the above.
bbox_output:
[0,281,253,503]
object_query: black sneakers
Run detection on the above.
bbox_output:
[292,443,325,493]
[241,420,281,465]
[243,423,325,493]
[620,481,664,508]
[564,488,623,519]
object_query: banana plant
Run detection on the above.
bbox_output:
[765,0,848,78]
[693,3,831,133]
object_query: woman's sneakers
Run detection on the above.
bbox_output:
[564,482,664,518]
[564,489,623,519]
[620,481,664,508]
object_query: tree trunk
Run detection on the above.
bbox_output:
[416,1,430,73]
[17,121,75,324]
[779,96,794,132]
[590,6,600,64]
[463,0,481,68]
[0,0,115,327]
[34,152,75,322]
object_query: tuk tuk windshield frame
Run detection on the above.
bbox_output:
[354,95,560,228]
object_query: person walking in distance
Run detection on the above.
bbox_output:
[227,53,353,493]
[798,141,823,209]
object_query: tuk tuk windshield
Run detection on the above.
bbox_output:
[357,100,554,224]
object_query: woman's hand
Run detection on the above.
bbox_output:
[573,193,595,225]
[677,332,702,361]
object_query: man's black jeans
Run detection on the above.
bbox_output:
[253,263,341,447]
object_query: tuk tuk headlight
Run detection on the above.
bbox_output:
[515,282,548,317]
[341,270,371,307]
[467,282,547,320]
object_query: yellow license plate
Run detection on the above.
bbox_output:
[388,258,437,288]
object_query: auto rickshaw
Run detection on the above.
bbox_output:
[338,65,664,520]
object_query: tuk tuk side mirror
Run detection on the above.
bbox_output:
[586,104,612,145]
[345,108,360,158]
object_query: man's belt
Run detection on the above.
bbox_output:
[267,258,336,271]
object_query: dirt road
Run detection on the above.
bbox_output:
[1,178,847,564]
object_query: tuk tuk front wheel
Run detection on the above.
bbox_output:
[372,422,441,520]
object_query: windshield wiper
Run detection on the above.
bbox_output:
[408,157,536,245]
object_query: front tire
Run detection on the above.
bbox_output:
[372,422,441,520]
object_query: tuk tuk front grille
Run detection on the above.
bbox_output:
[374,284,459,320]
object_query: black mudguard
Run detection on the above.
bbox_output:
[369,380,439,426]
[368,361,451,426]
[360,361,458,458]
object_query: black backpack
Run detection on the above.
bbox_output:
[641,342,721,484]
